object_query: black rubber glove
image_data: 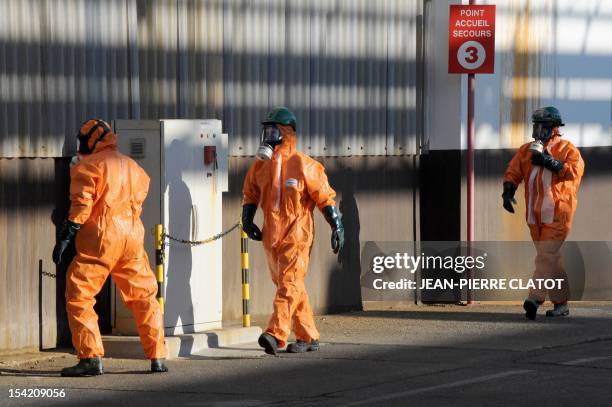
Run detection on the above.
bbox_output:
[241,204,262,241]
[542,153,564,173]
[53,220,81,264]
[531,151,564,173]
[322,206,344,254]
[501,182,517,214]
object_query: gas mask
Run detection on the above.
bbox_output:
[529,123,553,155]
[257,124,283,160]
[532,123,553,142]
[77,134,93,154]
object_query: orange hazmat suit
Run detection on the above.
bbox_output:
[65,120,166,359]
[242,126,336,348]
[504,133,584,302]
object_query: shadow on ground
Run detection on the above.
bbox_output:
[2,305,612,406]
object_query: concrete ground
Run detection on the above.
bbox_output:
[2,303,612,406]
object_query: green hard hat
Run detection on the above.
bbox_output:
[532,106,564,126]
[262,107,297,130]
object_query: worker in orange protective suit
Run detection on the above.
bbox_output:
[242,107,344,355]
[502,107,584,320]
[53,119,168,376]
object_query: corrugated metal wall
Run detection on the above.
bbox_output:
[0,0,418,158]
[136,0,225,119]
[224,0,417,156]
[0,158,61,351]
[0,0,137,157]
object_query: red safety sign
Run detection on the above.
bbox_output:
[448,4,496,74]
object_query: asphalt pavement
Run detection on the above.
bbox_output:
[2,303,612,406]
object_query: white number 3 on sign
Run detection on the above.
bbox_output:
[457,41,486,70]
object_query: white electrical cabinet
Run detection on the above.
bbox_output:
[111,120,228,336]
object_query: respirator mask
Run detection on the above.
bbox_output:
[256,124,283,160]
[529,123,553,155]
[77,134,92,154]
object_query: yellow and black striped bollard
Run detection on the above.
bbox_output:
[155,224,165,314]
[241,227,251,327]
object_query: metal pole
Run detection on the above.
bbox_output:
[155,224,165,314]
[467,73,475,243]
[241,227,251,327]
[467,1,477,233]
[467,72,475,304]
[467,0,476,304]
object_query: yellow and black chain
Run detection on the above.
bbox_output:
[162,221,241,246]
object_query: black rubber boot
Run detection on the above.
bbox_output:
[523,298,543,320]
[286,340,320,353]
[61,357,104,377]
[546,302,569,317]
[258,333,278,355]
[151,358,169,373]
